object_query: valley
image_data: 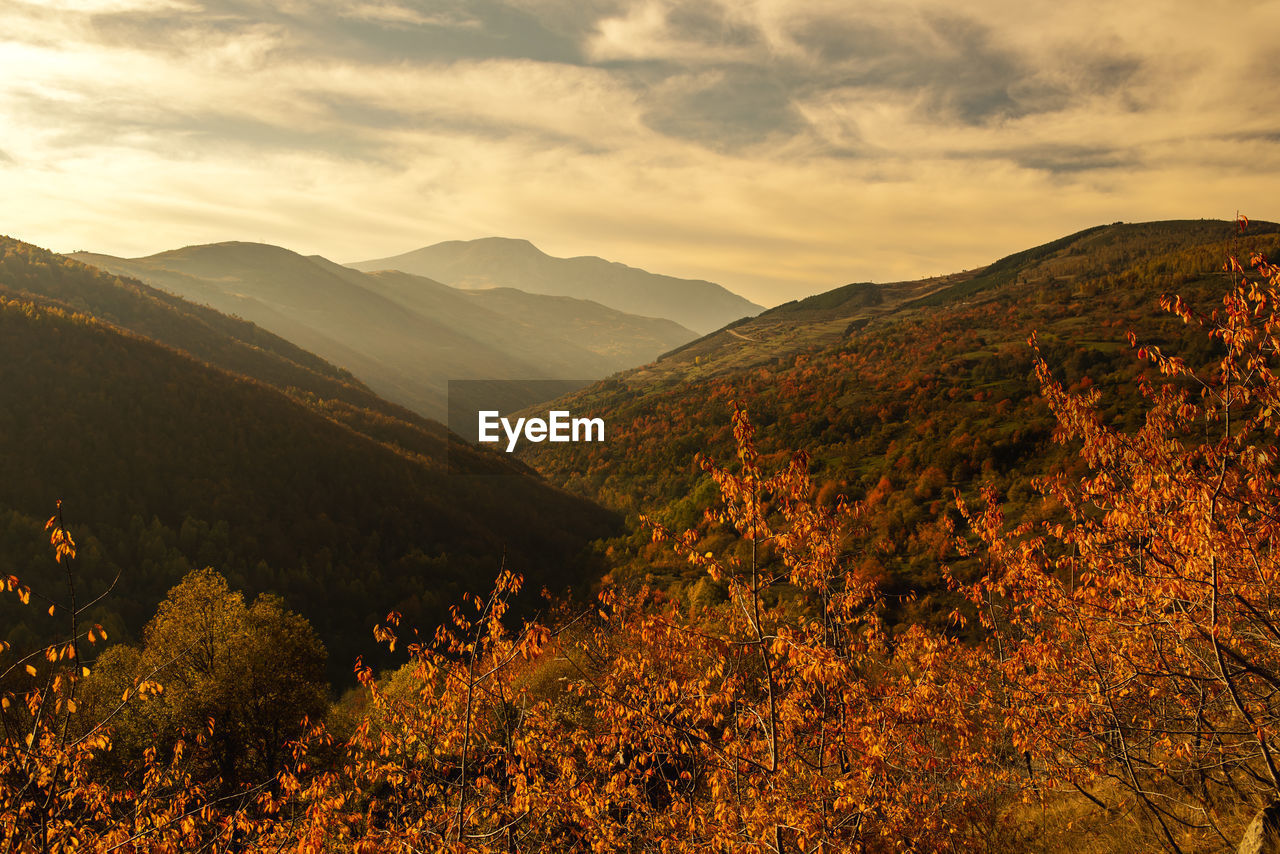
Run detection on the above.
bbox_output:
[71,241,705,419]
[5,217,1280,853]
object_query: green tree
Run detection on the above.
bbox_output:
[84,567,327,790]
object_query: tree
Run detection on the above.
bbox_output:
[961,223,1280,851]
[274,570,565,853]
[0,505,231,852]
[590,406,1000,852]
[84,567,328,791]
[271,409,1003,853]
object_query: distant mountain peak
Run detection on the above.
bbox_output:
[470,236,542,251]
[412,237,547,259]
[349,237,762,334]
[153,240,298,256]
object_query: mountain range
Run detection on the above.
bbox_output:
[7,217,1276,680]
[69,242,699,419]
[0,237,618,682]
[350,237,763,334]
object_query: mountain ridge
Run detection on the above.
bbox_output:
[0,235,620,684]
[349,236,763,334]
[69,242,696,419]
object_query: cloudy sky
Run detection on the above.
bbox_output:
[2,0,1277,305]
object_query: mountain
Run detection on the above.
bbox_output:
[348,237,763,334]
[69,243,697,419]
[353,270,694,375]
[512,219,1280,626]
[2,236,428,422]
[3,239,468,460]
[0,236,618,683]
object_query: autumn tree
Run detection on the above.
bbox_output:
[961,221,1280,851]
[567,406,1002,853]
[0,505,241,853]
[263,408,1007,853]
[271,570,579,853]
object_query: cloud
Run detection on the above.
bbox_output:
[587,0,763,64]
[0,0,1278,305]
[639,67,805,148]
[83,0,593,64]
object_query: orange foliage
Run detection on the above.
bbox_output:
[960,231,1280,850]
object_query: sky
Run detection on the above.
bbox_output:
[2,0,1278,307]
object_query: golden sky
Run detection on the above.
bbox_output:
[2,0,1278,305]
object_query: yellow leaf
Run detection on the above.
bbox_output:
[24,664,36,677]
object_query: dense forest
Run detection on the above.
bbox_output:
[6,219,1280,851]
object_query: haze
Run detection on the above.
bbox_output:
[2,0,1277,306]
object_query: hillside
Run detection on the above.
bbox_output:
[0,240,619,683]
[70,243,697,419]
[515,219,1280,623]
[357,270,695,375]
[2,238,373,404]
[0,238,476,461]
[349,236,763,334]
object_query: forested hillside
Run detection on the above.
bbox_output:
[0,240,618,683]
[2,239,373,404]
[517,219,1280,622]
